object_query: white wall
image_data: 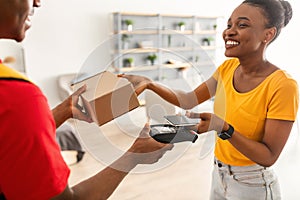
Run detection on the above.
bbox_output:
[21,0,299,107]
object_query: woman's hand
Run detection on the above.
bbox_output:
[118,74,152,96]
[186,112,228,134]
[52,85,93,128]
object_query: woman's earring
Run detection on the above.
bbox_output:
[263,40,267,43]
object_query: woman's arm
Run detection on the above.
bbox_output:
[194,113,294,167]
[120,74,217,110]
[228,118,293,167]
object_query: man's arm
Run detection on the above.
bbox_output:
[51,123,173,200]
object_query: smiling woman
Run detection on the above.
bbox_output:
[118,0,299,199]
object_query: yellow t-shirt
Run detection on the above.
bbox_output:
[213,58,299,166]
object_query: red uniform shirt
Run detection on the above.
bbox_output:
[0,77,70,199]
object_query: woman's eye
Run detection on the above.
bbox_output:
[227,24,232,29]
[239,23,248,28]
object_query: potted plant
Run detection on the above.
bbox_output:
[178,21,185,31]
[146,54,157,66]
[123,57,134,67]
[202,37,214,46]
[207,37,215,46]
[121,34,131,49]
[121,34,130,41]
[124,19,133,31]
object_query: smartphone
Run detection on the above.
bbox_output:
[164,115,199,127]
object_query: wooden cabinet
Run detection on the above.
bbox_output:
[111,12,223,81]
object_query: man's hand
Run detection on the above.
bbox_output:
[52,85,93,128]
[127,123,174,166]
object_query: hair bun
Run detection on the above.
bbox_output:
[280,0,293,27]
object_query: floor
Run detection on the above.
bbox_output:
[64,106,300,200]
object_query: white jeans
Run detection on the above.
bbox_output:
[210,158,281,200]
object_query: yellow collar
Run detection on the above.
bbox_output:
[0,63,30,82]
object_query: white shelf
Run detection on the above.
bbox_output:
[119,48,159,54]
[112,12,221,80]
[116,29,217,35]
[161,30,193,35]
[117,30,158,35]
[114,63,192,73]
[115,65,159,73]
[194,30,217,35]
[117,46,218,54]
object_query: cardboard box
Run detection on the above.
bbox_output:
[71,71,140,126]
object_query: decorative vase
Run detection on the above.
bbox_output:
[127,24,133,32]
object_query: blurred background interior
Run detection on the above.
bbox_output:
[1,0,299,199]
